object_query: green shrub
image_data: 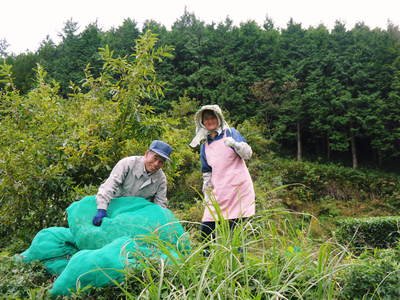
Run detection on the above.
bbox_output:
[261,158,400,211]
[0,255,51,298]
[336,216,400,250]
[161,96,201,208]
[340,248,400,299]
[0,32,180,247]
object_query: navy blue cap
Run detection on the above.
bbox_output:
[149,140,172,160]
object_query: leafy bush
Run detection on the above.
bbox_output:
[0,254,51,298]
[160,96,201,208]
[261,158,400,211]
[340,248,400,299]
[0,31,184,247]
[336,216,400,250]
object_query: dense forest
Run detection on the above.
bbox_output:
[2,11,400,170]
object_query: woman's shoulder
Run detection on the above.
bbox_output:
[226,128,246,142]
[225,127,242,137]
[226,127,240,135]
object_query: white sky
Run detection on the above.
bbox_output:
[1,0,399,55]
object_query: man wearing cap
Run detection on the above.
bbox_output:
[92,140,173,226]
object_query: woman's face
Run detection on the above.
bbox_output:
[202,112,219,131]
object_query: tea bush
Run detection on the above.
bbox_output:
[0,254,51,298]
[336,216,400,250]
[261,158,400,211]
[340,247,400,299]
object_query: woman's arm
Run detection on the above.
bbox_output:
[200,144,213,199]
[200,143,212,172]
[225,128,253,160]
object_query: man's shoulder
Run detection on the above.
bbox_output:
[154,168,167,182]
[119,155,143,163]
[115,156,144,173]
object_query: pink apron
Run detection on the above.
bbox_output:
[202,131,255,221]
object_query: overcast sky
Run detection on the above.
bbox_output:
[1,0,399,54]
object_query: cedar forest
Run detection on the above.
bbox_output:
[2,12,400,169]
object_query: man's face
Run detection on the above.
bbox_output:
[144,151,165,173]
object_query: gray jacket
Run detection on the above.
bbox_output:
[96,156,167,210]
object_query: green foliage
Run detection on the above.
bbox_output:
[340,247,400,299]
[0,61,16,92]
[0,64,72,246]
[160,96,201,207]
[40,20,104,95]
[0,255,51,299]
[102,18,141,57]
[336,216,400,250]
[267,158,400,206]
[0,31,176,247]
[5,52,38,93]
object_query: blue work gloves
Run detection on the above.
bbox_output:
[92,209,107,226]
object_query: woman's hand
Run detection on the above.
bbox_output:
[224,137,253,160]
[202,172,213,192]
[224,137,236,147]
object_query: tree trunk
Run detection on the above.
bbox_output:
[297,121,302,161]
[350,130,358,169]
[326,134,331,160]
[377,150,382,167]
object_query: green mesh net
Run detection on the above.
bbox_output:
[20,227,78,275]
[20,196,190,296]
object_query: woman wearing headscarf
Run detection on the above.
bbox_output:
[190,105,255,245]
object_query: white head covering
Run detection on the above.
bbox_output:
[189,104,230,148]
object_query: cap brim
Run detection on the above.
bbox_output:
[151,149,171,161]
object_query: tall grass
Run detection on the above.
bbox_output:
[105,209,351,299]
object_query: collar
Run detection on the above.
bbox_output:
[208,127,223,137]
[134,157,149,178]
[207,128,225,142]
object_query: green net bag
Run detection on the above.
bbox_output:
[20,195,190,296]
[67,196,188,251]
[19,227,78,275]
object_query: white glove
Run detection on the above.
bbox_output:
[202,172,213,192]
[224,137,253,160]
[224,137,236,147]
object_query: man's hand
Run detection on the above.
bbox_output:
[92,209,107,226]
